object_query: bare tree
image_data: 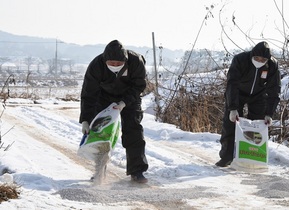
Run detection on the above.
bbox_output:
[24,56,34,84]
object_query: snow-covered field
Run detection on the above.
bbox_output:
[0,95,289,209]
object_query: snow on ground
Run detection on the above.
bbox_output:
[0,95,289,209]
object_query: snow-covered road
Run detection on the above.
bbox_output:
[1,100,289,209]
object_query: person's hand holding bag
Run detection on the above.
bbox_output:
[81,121,90,134]
[113,101,126,112]
[229,110,239,122]
[264,115,272,126]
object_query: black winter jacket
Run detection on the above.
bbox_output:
[79,50,146,123]
[226,51,281,117]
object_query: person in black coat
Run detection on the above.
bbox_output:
[79,40,149,183]
[215,41,281,167]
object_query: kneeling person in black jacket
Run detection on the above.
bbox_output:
[216,41,281,167]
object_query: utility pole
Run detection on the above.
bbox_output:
[152,32,160,120]
[55,39,58,75]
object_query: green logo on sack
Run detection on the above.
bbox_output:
[86,122,120,149]
[238,141,267,163]
[111,121,121,148]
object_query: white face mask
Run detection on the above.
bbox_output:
[107,64,125,73]
[252,58,266,68]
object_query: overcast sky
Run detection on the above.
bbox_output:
[0,0,287,51]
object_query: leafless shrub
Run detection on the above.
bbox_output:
[156,70,227,133]
[0,74,15,103]
[270,97,289,145]
[161,89,224,133]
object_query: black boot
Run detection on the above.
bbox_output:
[131,171,148,183]
[215,158,232,167]
[216,141,233,167]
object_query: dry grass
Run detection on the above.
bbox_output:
[161,91,224,133]
[0,184,20,203]
[158,75,226,134]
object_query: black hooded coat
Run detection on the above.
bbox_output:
[225,41,281,117]
[79,40,146,123]
[79,40,148,175]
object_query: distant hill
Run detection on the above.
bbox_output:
[0,30,184,65]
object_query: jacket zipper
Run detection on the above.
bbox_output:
[250,68,258,95]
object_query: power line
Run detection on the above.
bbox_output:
[0,41,56,44]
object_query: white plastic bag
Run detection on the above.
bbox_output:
[78,103,121,160]
[231,117,268,172]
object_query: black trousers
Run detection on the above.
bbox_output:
[96,97,148,175]
[121,104,148,175]
[219,95,266,160]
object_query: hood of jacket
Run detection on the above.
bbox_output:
[102,40,128,62]
[250,41,271,59]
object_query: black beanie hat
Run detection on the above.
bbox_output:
[103,40,128,61]
[251,41,271,59]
